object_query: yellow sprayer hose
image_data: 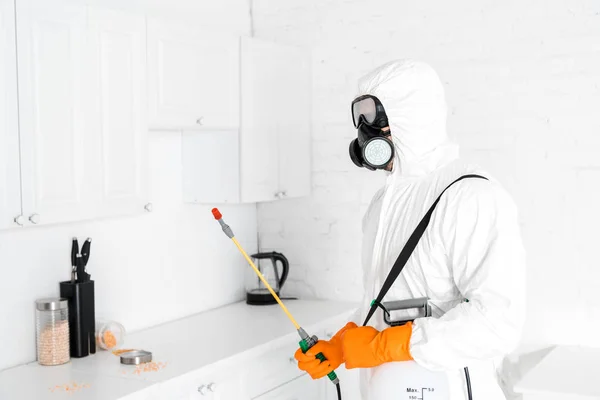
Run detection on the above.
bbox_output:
[231,237,300,330]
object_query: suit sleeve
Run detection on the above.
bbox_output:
[409,180,526,370]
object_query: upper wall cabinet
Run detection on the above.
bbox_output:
[147,18,240,130]
[87,8,149,218]
[240,37,311,203]
[0,0,22,229]
[15,0,96,226]
[8,0,149,228]
[182,37,311,204]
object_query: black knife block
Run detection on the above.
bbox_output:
[59,280,96,358]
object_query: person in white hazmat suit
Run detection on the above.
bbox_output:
[294,59,526,400]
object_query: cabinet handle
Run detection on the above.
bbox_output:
[144,203,153,212]
[29,214,40,224]
[196,117,204,126]
[207,382,216,392]
[197,385,207,395]
[274,191,288,200]
[14,215,25,226]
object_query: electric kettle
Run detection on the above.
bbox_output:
[245,252,289,305]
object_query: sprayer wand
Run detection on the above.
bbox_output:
[212,208,340,388]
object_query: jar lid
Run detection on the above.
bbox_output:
[36,298,68,311]
[120,350,152,365]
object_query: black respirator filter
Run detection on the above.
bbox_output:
[349,124,394,170]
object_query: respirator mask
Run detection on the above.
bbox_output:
[349,94,394,170]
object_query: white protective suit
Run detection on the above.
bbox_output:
[351,60,526,400]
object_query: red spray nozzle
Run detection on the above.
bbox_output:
[213,208,234,238]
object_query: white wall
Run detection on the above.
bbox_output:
[254,0,600,357]
[0,1,255,372]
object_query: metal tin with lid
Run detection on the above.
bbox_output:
[120,350,153,365]
[35,298,70,366]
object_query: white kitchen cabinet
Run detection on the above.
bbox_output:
[9,0,148,228]
[182,37,311,204]
[0,0,22,229]
[15,0,95,226]
[182,130,240,204]
[194,373,242,400]
[157,362,243,400]
[322,368,360,400]
[147,18,239,130]
[87,8,149,218]
[240,37,311,203]
[253,374,323,400]
[243,338,306,399]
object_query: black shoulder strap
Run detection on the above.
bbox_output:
[362,174,488,326]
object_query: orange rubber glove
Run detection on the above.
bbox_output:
[342,322,413,369]
[294,322,357,379]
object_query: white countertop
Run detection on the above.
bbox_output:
[0,300,356,400]
[514,345,600,398]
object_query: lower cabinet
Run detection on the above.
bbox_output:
[242,339,306,399]
[161,370,326,400]
[253,374,322,400]
[156,362,242,400]
[155,317,358,400]
[322,367,361,400]
[193,374,241,400]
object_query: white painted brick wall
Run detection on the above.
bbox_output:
[253,0,600,358]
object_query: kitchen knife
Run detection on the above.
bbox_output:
[81,238,92,268]
[82,238,92,282]
[71,238,79,284]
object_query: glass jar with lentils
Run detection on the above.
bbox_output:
[35,298,70,366]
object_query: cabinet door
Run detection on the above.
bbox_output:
[209,381,243,400]
[87,8,148,217]
[240,37,311,203]
[275,45,311,200]
[322,367,360,400]
[0,0,21,229]
[147,18,239,130]
[16,0,95,225]
[253,374,322,400]
[239,38,281,202]
[182,130,241,204]
[157,365,243,400]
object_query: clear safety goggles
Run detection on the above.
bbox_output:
[351,94,387,128]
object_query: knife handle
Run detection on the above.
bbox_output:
[81,238,92,267]
[71,237,79,268]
